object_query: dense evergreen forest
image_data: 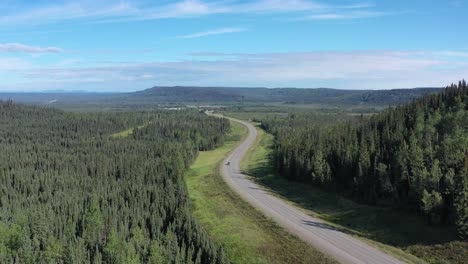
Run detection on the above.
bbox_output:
[0,86,441,109]
[0,101,230,263]
[262,81,468,238]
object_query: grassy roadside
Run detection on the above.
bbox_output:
[110,123,150,138]
[240,122,468,264]
[186,120,336,264]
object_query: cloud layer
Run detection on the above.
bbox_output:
[0,0,388,25]
[3,50,467,91]
[176,27,246,39]
[0,43,64,53]
[0,1,465,92]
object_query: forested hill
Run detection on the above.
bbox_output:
[262,81,468,238]
[0,86,442,107]
[128,86,442,105]
[0,102,230,263]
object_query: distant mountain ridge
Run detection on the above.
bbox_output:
[0,86,444,107]
[129,86,443,105]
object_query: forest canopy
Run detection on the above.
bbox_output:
[261,81,468,238]
[0,102,230,263]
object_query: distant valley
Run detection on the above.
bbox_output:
[0,86,443,109]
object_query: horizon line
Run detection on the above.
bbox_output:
[0,85,445,94]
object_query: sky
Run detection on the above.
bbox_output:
[0,0,467,92]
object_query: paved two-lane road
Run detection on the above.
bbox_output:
[219,115,406,264]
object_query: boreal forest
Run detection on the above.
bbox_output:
[261,82,468,238]
[0,102,230,263]
[0,82,467,264]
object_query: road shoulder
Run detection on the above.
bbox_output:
[186,118,335,264]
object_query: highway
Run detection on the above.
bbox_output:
[220,115,407,264]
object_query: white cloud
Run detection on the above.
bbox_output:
[144,0,229,19]
[0,1,392,25]
[189,52,231,56]
[4,50,468,91]
[235,0,324,13]
[0,1,136,24]
[175,27,246,39]
[170,0,214,15]
[435,51,468,58]
[0,43,65,53]
[0,0,224,24]
[302,11,387,20]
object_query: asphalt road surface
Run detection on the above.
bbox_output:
[220,115,407,264]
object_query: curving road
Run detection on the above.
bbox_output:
[219,115,407,264]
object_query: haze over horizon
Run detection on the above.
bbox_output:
[1,0,467,92]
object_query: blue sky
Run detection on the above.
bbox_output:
[0,0,467,91]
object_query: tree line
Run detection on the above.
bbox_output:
[0,101,231,263]
[261,81,468,238]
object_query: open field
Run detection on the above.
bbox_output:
[186,120,336,264]
[240,123,468,264]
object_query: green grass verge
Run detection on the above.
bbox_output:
[110,123,149,138]
[241,123,468,264]
[186,120,336,264]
